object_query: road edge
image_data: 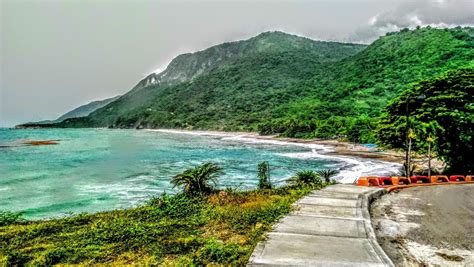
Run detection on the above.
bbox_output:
[361,188,394,267]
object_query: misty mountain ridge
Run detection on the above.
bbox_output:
[65,31,365,127]
[21,27,473,141]
[137,31,366,90]
[56,96,121,121]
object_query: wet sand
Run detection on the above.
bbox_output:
[371,184,474,266]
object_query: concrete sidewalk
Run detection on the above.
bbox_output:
[248,184,393,266]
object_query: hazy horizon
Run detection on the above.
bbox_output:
[2,0,473,127]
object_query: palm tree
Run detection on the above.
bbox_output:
[289,170,322,186]
[257,161,272,189]
[315,169,338,183]
[171,162,223,195]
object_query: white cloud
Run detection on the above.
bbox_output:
[351,0,474,42]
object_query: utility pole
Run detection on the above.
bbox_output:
[427,136,433,177]
[405,93,425,179]
[405,96,410,180]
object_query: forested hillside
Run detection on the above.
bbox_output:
[36,27,473,143]
[260,27,473,141]
[76,32,365,127]
[377,68,473,173]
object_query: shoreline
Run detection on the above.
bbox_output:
[148,128,405,162]
[149,129,404,183]
[10,127,441,183]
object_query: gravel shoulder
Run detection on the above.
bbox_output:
[371,184,474,266]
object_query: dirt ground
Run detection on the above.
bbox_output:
[371,184,474,266]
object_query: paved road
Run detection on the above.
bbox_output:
[248,184,393,266]
[371,184,474,266]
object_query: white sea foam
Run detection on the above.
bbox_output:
[278,150,401,183]
[150,129,335,153]
[148,129,401,184]
[77,174,167,206]
[221,135,335,153]
[148,129,235,137]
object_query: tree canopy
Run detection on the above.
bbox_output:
[377,68,473,173]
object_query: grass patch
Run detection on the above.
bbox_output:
[0,184,323,265]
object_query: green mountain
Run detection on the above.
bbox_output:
[70,31,365,128]
[261,27,474,140]
[32,27,473,142]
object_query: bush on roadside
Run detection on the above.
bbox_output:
[171,162,224,195]
[0,211,25,226]
[315,169,339,183]
[289,170,322,186]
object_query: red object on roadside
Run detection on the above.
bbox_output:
[410,176,430,184]
[449,175,465,182]
[378,176,393,186]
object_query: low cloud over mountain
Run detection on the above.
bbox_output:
[352,0,474,42]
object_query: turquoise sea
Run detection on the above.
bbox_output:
[1,128,359,219]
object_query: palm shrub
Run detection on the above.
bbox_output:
[171,162,223,195]
[257,161,272,189]
[290,170,322,186]
[315,169,338,183]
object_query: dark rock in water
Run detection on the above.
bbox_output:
[23,140,60,146]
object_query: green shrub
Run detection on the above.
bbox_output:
[171,162,223,195]
[0,211,24,226]
[257,161,272,189]
[289,170,322,186]
[196,239,247,265]
[315,169,339,183]
[148,193,203,218]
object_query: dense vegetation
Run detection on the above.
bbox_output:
[377,69,473,173]
[47,31,365,129]
[38,27,473,145]
[0,161,331,265]
[259,27,473,141]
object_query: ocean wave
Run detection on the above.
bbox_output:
[220,135,334,152]
[277,150,401,183]
[147,129,235,137]
[148,129,400,184]
[148,129,335,152]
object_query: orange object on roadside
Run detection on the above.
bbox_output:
[449,175,465,182]
[365,176,380,186]
[356,177,369,186]
[466,175,473,182]
[392,176,411,185]
[357,176,380,186]
[431,175,449,183]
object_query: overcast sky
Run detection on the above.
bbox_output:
[1,0,473,127]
